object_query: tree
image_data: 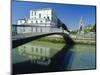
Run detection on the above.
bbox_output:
[90,24,96,32]
[84,24,96,33]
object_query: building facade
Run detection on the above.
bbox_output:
[15,8,63,34]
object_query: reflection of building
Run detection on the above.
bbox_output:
[18,45,51,66]
[15,8,64,34]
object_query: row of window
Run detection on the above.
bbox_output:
[30,17,50,23]
[32,12,42,18]
[30,20,44,23]
[19,27,51,33]
[32,12,48,19]
[22,46,49,54]
[31,11,50,19]
[31,16,50,20]
[23,46,43,52]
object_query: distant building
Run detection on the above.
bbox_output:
[78,17,85,34]
[15,8,64,34]
[85,24,93,30]
[12,26,17,35]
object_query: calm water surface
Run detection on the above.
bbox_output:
[12,40,96,74]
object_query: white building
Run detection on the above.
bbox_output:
[15,8,63,34]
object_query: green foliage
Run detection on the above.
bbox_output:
[70,30,78,34]
[84,24,96,33]
[92,24,96,32]
[37,37,65,43]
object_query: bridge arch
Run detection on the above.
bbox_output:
[13,32,74,48]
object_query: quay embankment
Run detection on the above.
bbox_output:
[36,34,96,45]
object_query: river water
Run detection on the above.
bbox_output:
[12,40,96,74]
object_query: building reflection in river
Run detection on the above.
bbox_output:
[17,45,52,66]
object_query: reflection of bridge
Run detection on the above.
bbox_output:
[13,40,74,74]
[12,32,74,48]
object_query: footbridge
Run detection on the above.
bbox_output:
[12,32,74,48]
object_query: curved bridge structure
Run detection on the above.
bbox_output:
[12,32,75,48]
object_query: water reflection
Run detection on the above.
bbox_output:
[13,41,72,74]
[12,41,95,74]
[18,45,51,66]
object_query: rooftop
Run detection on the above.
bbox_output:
[31,8,53,11]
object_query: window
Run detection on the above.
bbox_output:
[40,21,42,23]
[40,48,43,51]
[46,16,50,22]
[34,11,36,15]
[44,17,45,19]
[36,48,38,52]
[36,21,38,23]
[31,21,33,23]
[32,11,33,16]
[47,16,50,20]
[32,47,34,52]
[39,13,41,18]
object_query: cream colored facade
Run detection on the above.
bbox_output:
[16,8,63,34]
[17,8,58,27]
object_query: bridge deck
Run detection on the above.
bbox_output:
[12,32,74,48]
[12,32,66,40]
